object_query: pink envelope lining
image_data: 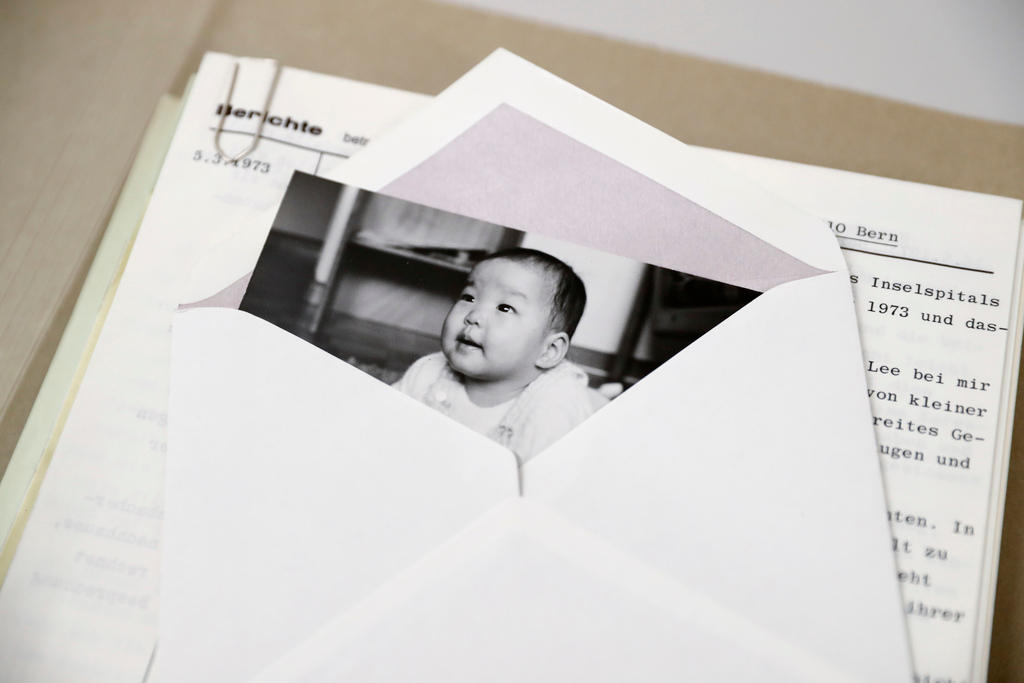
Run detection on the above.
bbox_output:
[381,103,826,293]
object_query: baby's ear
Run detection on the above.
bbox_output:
[535,331,570,370]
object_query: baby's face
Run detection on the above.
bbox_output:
[441,258,555,385]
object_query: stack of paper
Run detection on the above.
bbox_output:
[0,49,1021,683]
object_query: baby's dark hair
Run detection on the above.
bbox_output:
[476,247,587,337]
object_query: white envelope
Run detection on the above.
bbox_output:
[154,51,913,682]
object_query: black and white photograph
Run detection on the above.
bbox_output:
[241,172,759,461]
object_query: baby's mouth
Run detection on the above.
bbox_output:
[456,332,483,350]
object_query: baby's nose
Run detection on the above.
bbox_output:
[463,306,482,325]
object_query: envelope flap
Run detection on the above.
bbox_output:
[520,272,912,682]
[155,308,518,682]
[253,499,860,683]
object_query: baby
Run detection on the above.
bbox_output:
[394,248,603,463]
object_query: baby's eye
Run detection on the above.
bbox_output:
[459,292,475,303]
[497,303,516,313]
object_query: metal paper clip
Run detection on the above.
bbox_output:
[214,60,282,162]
